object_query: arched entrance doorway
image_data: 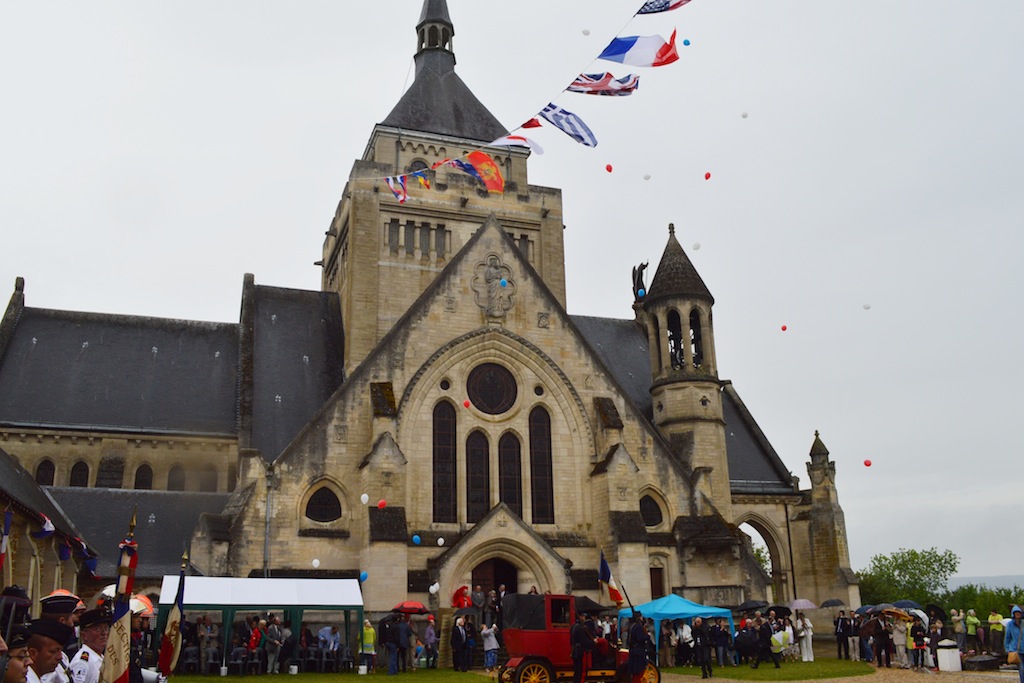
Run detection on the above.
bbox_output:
[472,558,519,594]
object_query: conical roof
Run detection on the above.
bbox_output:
[809,430,830,457]
[380,1,507,143]
[644,224,714,305]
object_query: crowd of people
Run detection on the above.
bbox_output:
[833,604,1024,677]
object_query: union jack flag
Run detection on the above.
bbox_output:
[637,0,692,13]
[567,72,640,96]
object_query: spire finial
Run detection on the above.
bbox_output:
[814,429,819,437]
[668,222,675,236]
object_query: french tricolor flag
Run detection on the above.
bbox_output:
[599,551,625,607]
[599,29,679,68]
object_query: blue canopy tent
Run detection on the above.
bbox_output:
[618,594,735,648]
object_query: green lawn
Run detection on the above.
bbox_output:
[169,658,875,683]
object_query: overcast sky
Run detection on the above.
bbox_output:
[2,2,1022,580]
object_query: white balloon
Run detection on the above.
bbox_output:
[360,493,369,505]
[582,29,590,36]
[437,537,445,547]
[863,304,872,310]
[428,584,439,595]
[643,174,651,181]
[741,112,749,119]
[312,559,320,568]
[692,242,701,251]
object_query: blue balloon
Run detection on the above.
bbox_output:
[412,534,421,545]
[360,571,368,582]
[638,288,646,297]
[683,39,691,46]
[500,279,508,287]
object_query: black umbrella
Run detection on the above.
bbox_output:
[767,605,792,618]
[573,596,615,615]
[820,598,845,608]
[854,605,874,615]
[926,604,948,623]
[894,599,923,610]
[453,606,477,618]
[737,600,768,612]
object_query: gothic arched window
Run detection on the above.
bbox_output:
[498,433,522,517]
[433,402,457,523]
[167,465,186,491]
[134,465,153,490]
[640,495,664,527]
[466,431,490,523]
[689,309,704,368]
[305,487,342,523]
[667,309,684,369]
[69,461,89,487]
[529,406,554,524]
[35,459,55,486]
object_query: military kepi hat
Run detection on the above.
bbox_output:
[80,608,113,629]
[39,594,80,615]
[29,618,75,645]
[7,624,32,649]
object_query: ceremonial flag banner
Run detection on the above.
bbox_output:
[384,176,407,203]
[568,72,640,96]
[637,0,692,13]
[489,135,544,155]
[31,514,55,539]
[466,151,504,193]
[599,551,625,606]
[410,170,431,189]
[433,158,484,184]
[521,118,542,129]
[0,510,11,572]
[158,561,186,676]
[539,103,599,147]
[599,29,679,67]
[101,534,138,683]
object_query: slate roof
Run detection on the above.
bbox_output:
[0,446,93,549]
[722,384,796,495]
[644,225,714,305]
[379,5,506,143]
[570,315,652,419]
[0,307,238,436]
[46,487,230,578]
[249,285,344,461]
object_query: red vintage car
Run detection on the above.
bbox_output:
[498,594,660,683]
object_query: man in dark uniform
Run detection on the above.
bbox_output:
[571,612,595,683]
[750,618,779,669]
[834,610,852,659]
[627,613,650,683]
[692,617,712,679]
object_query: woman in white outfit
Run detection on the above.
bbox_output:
[796,612,814,662]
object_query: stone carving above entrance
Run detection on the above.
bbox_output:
[472,253,516,318]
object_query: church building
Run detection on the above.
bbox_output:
[0,1,859,614]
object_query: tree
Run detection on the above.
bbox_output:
[857,547,959,606]
[752,545,772,578]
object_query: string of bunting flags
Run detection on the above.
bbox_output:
[377,0,694,204]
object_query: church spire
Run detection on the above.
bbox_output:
[416,0,455,60]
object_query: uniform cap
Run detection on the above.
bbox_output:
[80,609,113,629]
[7,625,31,649]
[29,618,75,645]
[40,594,80,615]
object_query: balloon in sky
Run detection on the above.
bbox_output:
[463,399,471,408]
[864,459,872,467]
[705,172,711,180]
[360,571,369,582]
[637,289,645,297]
[437,537,445,547]
[360,493,369,505]
[683,39,691,46]
[692,242,701,251]
[582,29,590,36]
[863,304,871,310]
[781,325,787,331]
[312,558,320,569]
[643,174,651,180]
[377,499,387,509]
[412,534,421,545]
[605,164,613,172]
[742,112,749,119]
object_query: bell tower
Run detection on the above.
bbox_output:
[643,223,731,520]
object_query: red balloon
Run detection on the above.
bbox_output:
[377,499,387,509]
[605,164,613,173]
[863,459,872,467]
[704,172,711,180]
[463,399,471,408]
[781,325,787,331]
